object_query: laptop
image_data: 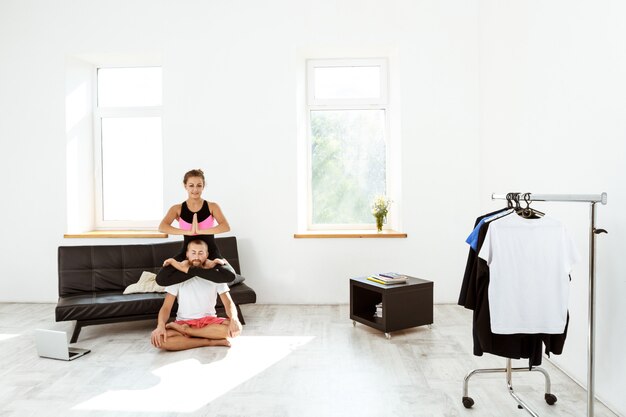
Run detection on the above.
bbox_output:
[35,329,91,361]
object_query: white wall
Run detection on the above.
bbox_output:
[478,0,626,414]
[0,0,623,415]
[66,56,95,234]
[0,0,481,302]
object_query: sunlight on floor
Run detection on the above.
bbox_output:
[0,334,19,342]
[73,335,314,412]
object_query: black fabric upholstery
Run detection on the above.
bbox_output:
[56,237,255,341]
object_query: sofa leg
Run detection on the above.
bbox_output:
[70,321,83,343]
[236,305,246,325]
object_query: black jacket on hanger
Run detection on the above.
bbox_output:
[458,208,506,308]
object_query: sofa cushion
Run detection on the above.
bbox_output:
[123,271,165,294]
[56,282,257,322]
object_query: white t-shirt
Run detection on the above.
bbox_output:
[166,277,230,321]
[478,214,579,334]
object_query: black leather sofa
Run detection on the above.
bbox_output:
[56,237,256,342]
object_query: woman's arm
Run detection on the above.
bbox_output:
[162,258,191,273]
[195,202,231,235]
[158,204,190,235]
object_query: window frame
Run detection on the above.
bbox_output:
[305,58,391,231]
[93,66,163,230]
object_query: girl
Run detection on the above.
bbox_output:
[156,169,236,286]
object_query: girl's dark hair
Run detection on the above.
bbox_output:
[183,169,205,185]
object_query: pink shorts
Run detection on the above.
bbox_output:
[175,316,226,328]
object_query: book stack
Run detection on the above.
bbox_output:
[367,273,408,285]
[374,302,383,318]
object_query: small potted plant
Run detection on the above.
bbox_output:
[371,195,392,232]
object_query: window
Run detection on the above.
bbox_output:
[94,67,163,229]
[306,59,390,229]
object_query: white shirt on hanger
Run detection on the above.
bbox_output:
[478,214,579,334]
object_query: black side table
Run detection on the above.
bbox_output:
[350,276,433,339]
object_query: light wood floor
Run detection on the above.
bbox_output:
[0,303,618,417]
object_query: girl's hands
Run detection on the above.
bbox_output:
[202,259,218,269]
[162,258,190,273]
[191,213,199,235]
[201,259,225,269]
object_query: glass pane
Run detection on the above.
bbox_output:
[311,110,386,224]
[314,66,380,100]
[98,67,162,107]
[101,117,163,221]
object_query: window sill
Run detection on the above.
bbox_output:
[294,230,407,239]
[64,230,168,239]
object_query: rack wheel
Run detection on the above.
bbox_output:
[462,397,474,408]
[545,393,557,405]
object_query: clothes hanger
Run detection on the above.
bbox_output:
[513,193,522,212]
[506,193,513,208]
[485,193,515,223]
[520,192,545,218]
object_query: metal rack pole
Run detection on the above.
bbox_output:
[491,192,607,205]
[588,202,597,417]
[491,192,607,417]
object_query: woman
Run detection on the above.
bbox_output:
[155,169,236,286]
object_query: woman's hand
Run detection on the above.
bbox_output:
[193,202,231,236]
[202,259,218,269]
[192,212,210,235]
[163,258,190,273]
[201,258,225,269]
[191,213,199,235]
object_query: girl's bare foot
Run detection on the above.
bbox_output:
[166,322,190,336]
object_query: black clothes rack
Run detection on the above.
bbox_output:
[462,192,607,417]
